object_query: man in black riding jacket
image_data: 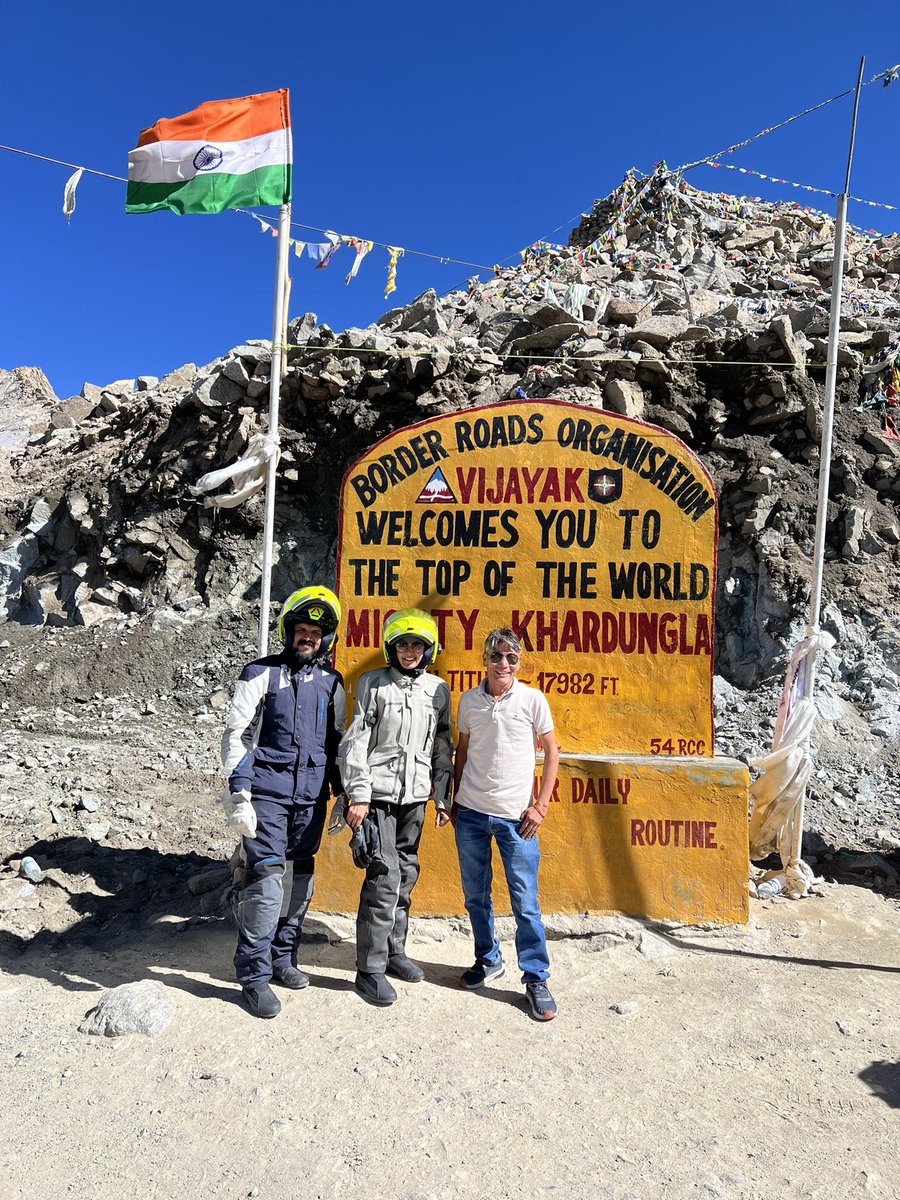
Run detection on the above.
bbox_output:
[221,586,346,1019]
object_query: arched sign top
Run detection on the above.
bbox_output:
[336,400,717,757]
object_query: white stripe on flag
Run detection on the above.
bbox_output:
[128,129,290,184]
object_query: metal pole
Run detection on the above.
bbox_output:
[257,201,292,658]
[790,57,865,873]
[807,58,865,635]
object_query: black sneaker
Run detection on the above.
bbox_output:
[386,954,425,983]
[458,959,505,990]
[525,982,557,1020]
[354,971,398,1006]
[241,983,282,1019]
[272,965,310,990]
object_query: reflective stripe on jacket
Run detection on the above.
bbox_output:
[221,654,347,803]
[338,667,452,809]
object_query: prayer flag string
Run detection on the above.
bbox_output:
[704,160,899,212]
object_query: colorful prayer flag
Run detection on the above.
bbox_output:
[344,238,373,284]
[126,90,292,215]
[385,246,404,297]
[315,232,341,269]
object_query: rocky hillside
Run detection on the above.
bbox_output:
[2,171,900,858]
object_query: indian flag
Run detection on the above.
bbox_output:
[126,90,292,215]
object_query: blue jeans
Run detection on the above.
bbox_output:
[454,806,550,983]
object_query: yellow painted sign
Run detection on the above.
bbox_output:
[336,400,716,756]
[314,754,750,924]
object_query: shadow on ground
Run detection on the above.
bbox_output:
[753,842,900,900]
[0,836,349,1000]
[3,836,899,1006]
[858,1061,900,1108]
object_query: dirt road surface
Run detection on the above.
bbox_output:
[1,882,897,1200]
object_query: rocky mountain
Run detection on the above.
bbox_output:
[2,171,900,866]
[0,367,59,448]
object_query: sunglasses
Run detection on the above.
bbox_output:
[395,639,426,652]
[488,651,520,665]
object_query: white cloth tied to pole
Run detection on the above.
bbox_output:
[188,432,280,509]
[748,631,833,898]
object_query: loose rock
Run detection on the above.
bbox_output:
[79,980,175,1038]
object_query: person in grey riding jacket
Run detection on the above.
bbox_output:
[221,586,346,1019]
[338,608,452,1007]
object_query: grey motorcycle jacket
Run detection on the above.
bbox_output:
[338,667,452,810]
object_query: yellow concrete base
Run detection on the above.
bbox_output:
[314,755,749,925]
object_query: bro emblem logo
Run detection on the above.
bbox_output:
[588,468,622,503]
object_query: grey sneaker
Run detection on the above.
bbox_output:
[458,959,505,990]
[272,964,310,990]
[525,982,557,1020]
[241,983,282,1019]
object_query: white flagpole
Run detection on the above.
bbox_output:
[257,201,292,657]
[788,57,865,879]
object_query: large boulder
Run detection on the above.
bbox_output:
[0,366,59,443]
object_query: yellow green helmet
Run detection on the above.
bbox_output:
[278,586,342,652]
[382,608,440,669]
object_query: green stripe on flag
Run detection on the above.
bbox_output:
[125,164,291,214]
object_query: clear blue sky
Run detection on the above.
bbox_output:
[2,2,900,400]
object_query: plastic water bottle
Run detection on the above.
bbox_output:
[756,875,785,899]
[19,856,43,883]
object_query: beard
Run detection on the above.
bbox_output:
[286,645,319,670]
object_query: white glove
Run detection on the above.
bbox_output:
[221,788,257,839]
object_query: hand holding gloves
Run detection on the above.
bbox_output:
[349,816,388,876]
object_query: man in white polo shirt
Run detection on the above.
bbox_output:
[452,627,560,1020]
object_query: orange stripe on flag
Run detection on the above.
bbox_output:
[136,89,290,147]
